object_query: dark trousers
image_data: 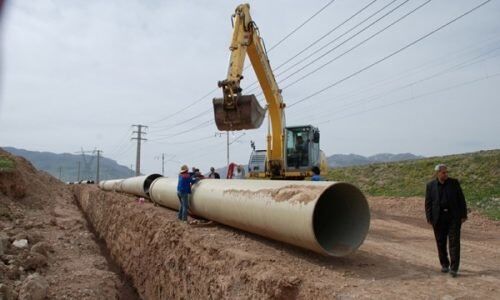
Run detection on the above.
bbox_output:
[433,211,462,271]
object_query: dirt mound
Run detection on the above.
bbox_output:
[0,149,57,206]
[0,148,137,299]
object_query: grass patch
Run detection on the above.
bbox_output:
[326,150,500,220]
[0,156,15,172]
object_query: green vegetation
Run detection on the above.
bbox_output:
[0,156,15,172]
[326,150,500,220]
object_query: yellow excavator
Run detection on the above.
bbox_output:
[213,3,328,179]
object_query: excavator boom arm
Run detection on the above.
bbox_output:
[214,3,285,175]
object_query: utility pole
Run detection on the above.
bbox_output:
[58,166,62,181]
[155,153,168,175]
[226,131,230,166]
[162,153,165,176]
[77,161,81,182]
[132,124,148,176]
[224,132,245,167]
[75,148,96,179]
[96,149,102,183]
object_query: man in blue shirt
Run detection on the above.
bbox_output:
[311,166,322,181]
[177,165,198,222]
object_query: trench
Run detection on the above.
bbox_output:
[72,192,140,300]
[72,185,308,299]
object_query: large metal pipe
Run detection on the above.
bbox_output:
[149,178,370,257]
[100,179,124,192]
[107,174,162,198]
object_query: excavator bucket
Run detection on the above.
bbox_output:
[213,94,266,131]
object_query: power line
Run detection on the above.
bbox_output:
[149,135,216,145]
[292,47,500,124]
[151,119,214,141]
[267,0,338,52]
[149,88,218,126]
[113,143,134,159]
[274,0,380,71]
[245,0,398,94]
[288,0,493,109]
[106,127,132,155]
[278,0,430,93]
[287,35,500,119]
[276,0,409,80]
[317,72,500,124]
[148,108,212,134]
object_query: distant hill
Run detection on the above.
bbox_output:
[211,153,422,176]
[326,149,500,220]
[2,147,134,182]
[327,153,423,168]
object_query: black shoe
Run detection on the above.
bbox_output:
[441,266,450,273]
[450,270,458,278]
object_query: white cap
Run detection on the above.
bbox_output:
[434,164,447,171]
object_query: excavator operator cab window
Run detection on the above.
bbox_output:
[286,127,310,169]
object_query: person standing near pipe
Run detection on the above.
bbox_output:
[177,165,198,222]
[208,167,220,179]
[311,166,323,181]
[425,164,467,278]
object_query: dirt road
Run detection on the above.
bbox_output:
[348,197,499,299]
[75,186,500,299]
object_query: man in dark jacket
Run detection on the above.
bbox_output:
[425,164,467,277]
[208,167,220,179]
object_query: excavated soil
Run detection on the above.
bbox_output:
[0,149,138,299]
[2,147,499,299]
[74,186,500,299]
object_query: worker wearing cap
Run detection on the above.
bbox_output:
[177,165,198,222]
[425,164,467,277]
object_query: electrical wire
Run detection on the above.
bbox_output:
[149,87,218,126]
[267,0,338,52]
[149,135,216,145]
[287,0,493,109]
[292,47,500,124]
[244,0,399,94]
[287,35,500,119]
[317,72,500,124]
[279,0,429,89]
[152,119,215,141]
[148,108,212,134]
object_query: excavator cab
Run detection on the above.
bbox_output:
[285,125,321,171]
[213,93,266,131]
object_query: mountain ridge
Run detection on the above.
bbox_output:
[3,146,134,182]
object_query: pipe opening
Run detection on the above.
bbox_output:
[313,183,370,256]
[143,174,163,197]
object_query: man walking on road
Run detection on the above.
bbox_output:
[425,164,467,277]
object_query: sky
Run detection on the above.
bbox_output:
[0,0,499,177]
